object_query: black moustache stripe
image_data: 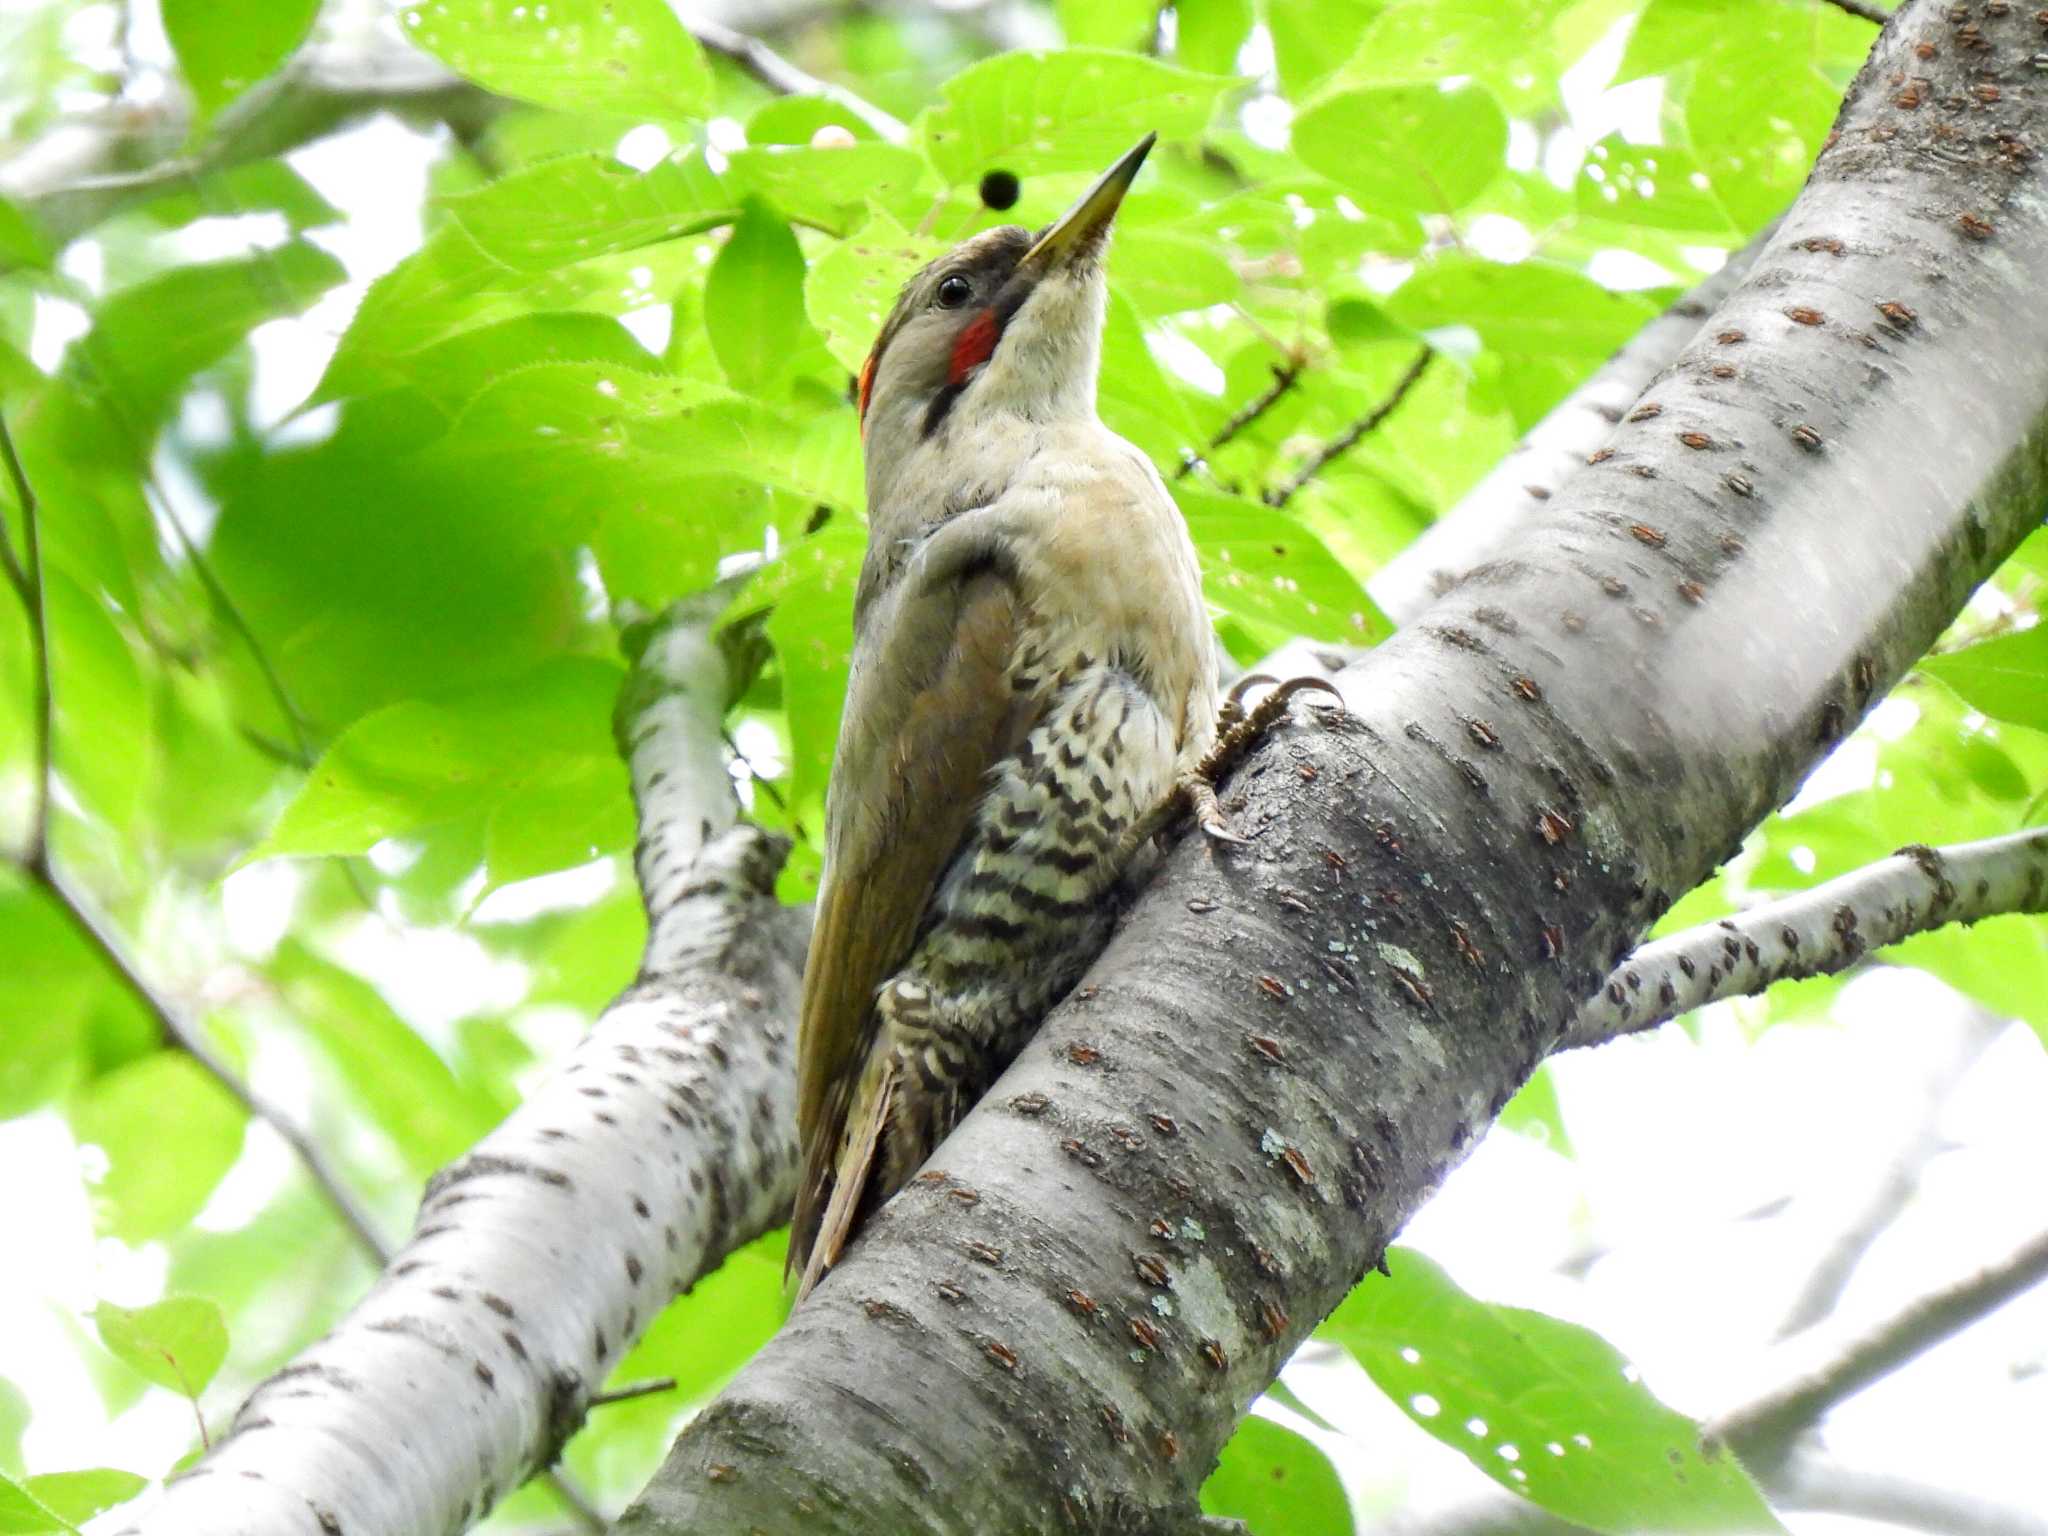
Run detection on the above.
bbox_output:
[920,276,1039,439]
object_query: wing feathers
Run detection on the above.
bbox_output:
[789,552,1036,1286]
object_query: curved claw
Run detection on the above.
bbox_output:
[1224,671,1281,712]
[1261,674,1346,714]
[1199,814,1250,845]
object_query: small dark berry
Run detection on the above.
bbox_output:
[979,170,1021,211]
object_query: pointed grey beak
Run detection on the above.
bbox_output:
[1019,133,1155,273]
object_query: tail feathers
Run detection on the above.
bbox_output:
[793,1062,897,1303]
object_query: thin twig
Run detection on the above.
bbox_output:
[1710,1224,2048,1461]
[36,862,395,1262]
[1175,359,1306,482]
[1818,0,1891,23]
[0,414,53,870]
[146,478,316,764]
[685,16,909,143]
[543,1471,607,1534]
[1772,1004,2003,1340]
[589,1376,678,1408]
[1263,345,1432,508]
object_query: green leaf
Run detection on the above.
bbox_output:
[1178,0,1256,75]
[705,202,809,394]
[267,942,502,1172]
[1201,1414,1354,1534]
[6,1470,146,1531]
[432,363,863,514]
[42,569,148,832]
[0,198,51,271]
[922,50,1230,183]
[1294,84,1507,216]
[131,160,343,233]
[0,1473,76,1536]
[1266,0,1382,97]
[71,1055,247,1242]
[1388,258,1660,427]
[1323,1249,1787,1534]
[360,310,667,424]
[1059,0,1156,48]
[1333,0,1574,98]
[93,1297,230,1399]
[724,144,932,236]
[804,207,944,373]
[60,242,344,454]
[1097,288,1200,466]
[741,521,867,816]
[1921,626,2048,733]
[321,151,734,399]
[1179,490,1390,648]
[399,0,710,120]
[0,884,109,1120]
[1576,137,1739,235]
[250,656,632,890]
[1683,47,1835,233]
[163,0,319,118]
[442,152,733,275]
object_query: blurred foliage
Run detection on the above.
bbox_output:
[0,0,2040,1531]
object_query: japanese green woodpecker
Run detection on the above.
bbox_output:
[789,135,1328,1298]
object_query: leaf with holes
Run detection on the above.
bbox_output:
[1294,84,1507,216]
[399,0,709,120]
[1321,1248,1786,1534]
[1179,490,1389,649]
[922,50,1229,183]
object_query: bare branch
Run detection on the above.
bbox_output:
[1558,829,2048,1050]
[1,44,507,255]
[1712,1223,2048,1461]
[1175,357,1306,482]
[686,16,909,143]
[1264,345,1432,508]
[1772,1002,2004,1339]
[1819,0,1893,22]
[122,593,804,1536]
[1367,244,1764,625]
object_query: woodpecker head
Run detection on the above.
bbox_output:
[857,134,1154,513]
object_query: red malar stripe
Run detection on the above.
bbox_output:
[948,307,1001,386]
[856,350,878,429]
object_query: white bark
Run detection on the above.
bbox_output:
[1560,829,2048,1049]
[117,599,805,1536]
[1366,245,1761,625]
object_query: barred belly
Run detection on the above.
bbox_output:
[870,661,1177,1183]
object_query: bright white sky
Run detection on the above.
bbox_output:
[6,5,2044,1531]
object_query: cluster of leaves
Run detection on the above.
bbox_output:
[0,0,2040,1531]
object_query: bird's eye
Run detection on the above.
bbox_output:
[936,274,973,309]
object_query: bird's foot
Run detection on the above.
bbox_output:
[1116,675,1345,860]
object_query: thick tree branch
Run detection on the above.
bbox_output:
[1559,829,2048,1049]
[1367,243,1764,625]
[1,45,508,256]
[626,2,2048,1526]
[119,594,805,1536]
[1264,345,1432,507]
